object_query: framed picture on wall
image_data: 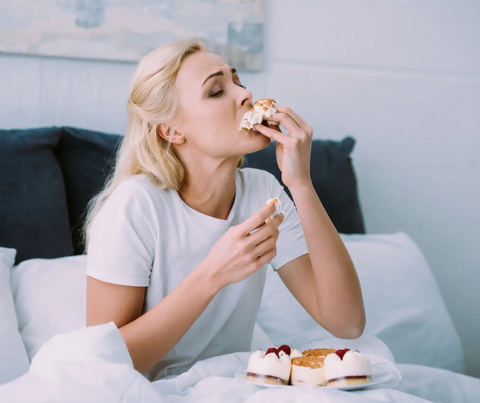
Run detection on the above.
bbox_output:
[0,0,264,71]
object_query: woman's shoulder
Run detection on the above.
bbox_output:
[238,166,276,180]
[238,167,281,190]
[101,175,171,216]
[119,174,171,199]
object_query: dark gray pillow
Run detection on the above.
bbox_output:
[0,127,73,265]
[54,127,123,255]
[244,137,366,234]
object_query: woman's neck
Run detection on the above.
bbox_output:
[177,160,238,220]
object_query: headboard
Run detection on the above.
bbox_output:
[0,126,365,265]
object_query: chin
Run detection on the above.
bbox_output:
[246,134,271,155]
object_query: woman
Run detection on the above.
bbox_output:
[84,39,365,382]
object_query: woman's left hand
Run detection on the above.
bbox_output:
[254,105,313,190]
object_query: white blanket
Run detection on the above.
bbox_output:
[1,323,478,403]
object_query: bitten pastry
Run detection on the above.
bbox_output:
[323,349,373,387]
[240,98,280,131]
[246,345,292,385]
[290,356,327,386]
[265,197,281,209]
[265,197,284,224]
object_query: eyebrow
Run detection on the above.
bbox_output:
[202,67,237,87]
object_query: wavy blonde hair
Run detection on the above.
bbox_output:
[82,39,244,250]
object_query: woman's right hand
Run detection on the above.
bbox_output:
[201,201,285,291]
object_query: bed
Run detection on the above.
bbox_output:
[0,126,479,402]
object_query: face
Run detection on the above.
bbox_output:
[165,51,270,160]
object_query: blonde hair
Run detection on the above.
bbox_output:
[82,38,244,250]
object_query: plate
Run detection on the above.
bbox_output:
[234,369,392,391]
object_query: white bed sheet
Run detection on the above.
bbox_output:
[0,322,478,403]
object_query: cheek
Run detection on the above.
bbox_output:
[206,106,235,134]
[186,102,237,147]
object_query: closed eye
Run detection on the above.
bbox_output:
[211,84,246,98]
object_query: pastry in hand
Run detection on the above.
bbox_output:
[264,197,285,224]
[240,98,280,131]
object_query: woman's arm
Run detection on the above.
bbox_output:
[118,264,219,374]
[253,105,365,339]
[279,183,366,339]
[86,203,282,375]
[87,264,219,374]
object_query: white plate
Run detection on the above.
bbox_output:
[234,369,392,391]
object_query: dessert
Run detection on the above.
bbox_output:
[323,349,372,387]
[265,197,281,210]
[246,345,292,385]
[265,197,283,224]
[290,356,327,386]
[290,348,303,359]
[245,345,373,388]
[240,98,280,131]
[302,348,337,358]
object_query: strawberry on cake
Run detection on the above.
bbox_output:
[240,99,280,131]
[323,348,372,387]
[246,345,295,386]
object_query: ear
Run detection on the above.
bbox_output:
[156,123,185,145]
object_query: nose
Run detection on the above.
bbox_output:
[240,89,253,108]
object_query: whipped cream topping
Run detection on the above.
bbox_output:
[240,99,280,131]
[290,349,303,359]
[323,351,372,381]
[247,349,291,381]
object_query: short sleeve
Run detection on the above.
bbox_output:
[267,175,309,271]
[85,180,156,287]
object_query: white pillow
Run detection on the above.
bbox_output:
[0,247,30,384]
[257,232,465,373]
[251,322,274,351]
[10,255,87,361]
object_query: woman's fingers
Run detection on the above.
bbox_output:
[262,112,301,137]
[256,248,277,267]
[254,124,295,145]
[262,122,283,133]
[249,212,284,245]
[240,202,276,236]
[254,232,278,258]
[274,105,313,136]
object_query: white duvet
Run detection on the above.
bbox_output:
[0,322,478,403]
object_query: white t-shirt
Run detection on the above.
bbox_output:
[86,167,309,381]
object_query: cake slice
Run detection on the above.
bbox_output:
[290,356,327,386]
[246,346,291,385]
[323,349,373,387]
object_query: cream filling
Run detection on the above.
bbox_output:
[290,365,325,386]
